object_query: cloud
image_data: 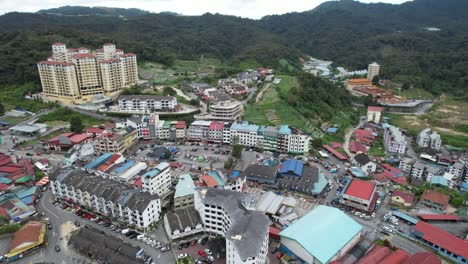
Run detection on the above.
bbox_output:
[0,0,411,18]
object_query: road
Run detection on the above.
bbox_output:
[67,106,116,121]
[28,189,176,264]
[343,119,365,159]
[390,235,427,255]
[254,83,271,103]
[240,86,258,105]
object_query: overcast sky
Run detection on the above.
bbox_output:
[0,0,410,18]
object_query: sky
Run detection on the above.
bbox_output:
[0,0,410,18]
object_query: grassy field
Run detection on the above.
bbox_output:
[398,88,435,100]
[0,115,25,125]
[139,58,223,84]
[244,76,321,137]
[37,107,105,128]
[385,98,468,149]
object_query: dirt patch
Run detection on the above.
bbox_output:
[60,221,78,240]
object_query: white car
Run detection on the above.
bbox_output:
[207,255,214,261]
[354,212,361,216]
[371,212,376,218]
[205,248,212,255]
[178,253,188,259]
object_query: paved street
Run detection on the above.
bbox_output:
[390,235,427,255]
[23,189,177,264]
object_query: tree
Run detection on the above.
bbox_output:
[402,83,410,90]
[311,138,323,148]
[450,196,464,207]
[70,116,84,133]
[162,86,176,96]
[372,75,380,85]
[190,99,200,106]
[232,144,243,159]
[0,102,5,116]
[224,157,234,169]
[164,150,172,160]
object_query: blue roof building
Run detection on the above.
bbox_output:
[280,205,363,264]
[326,127,338,134]
[279,159,304,177]
[230,122,259,133]
[114,160,136,175]
[174,174,196,199]
[279,125,291,135]
[430,176,448,187]
[84,153,112,170]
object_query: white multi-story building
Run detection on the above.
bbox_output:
[425,166,443,183]
[188,120,211,141]
[366,106,383,123]
[399,157,415,173]
[417,128,442,151]
[288,134,310,154]
[194,188,270,264]
[49,170,161,229]
[449,162,465,179]
[38,42,138,103]
[383,125,407,155]
[118,95,178,112]
[141,162,172,197]
[411,162,426,179]
[230,122,261,148]
[367,62,380,81]
[207,101,243,122]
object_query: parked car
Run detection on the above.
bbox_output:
[200,237,208,245]
[178,254,188,259]
[178,244,184,250]
[184,242,190,248]
[204,248,212,255]
[47,223,53,230]
[54,245,60,252]
[74,221,81,227]
[198,250,207,258]
[191,240,197,246]
[207,255,214,261]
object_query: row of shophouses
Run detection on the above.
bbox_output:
[120,114,311,154]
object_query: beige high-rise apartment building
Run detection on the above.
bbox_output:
[37,61,81,100]
[38,42,139,103]
[100,59,124,93]
[367,62,380,81]
[72,54,103,96]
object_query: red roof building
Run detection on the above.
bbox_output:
[356,245,392,264]
[350,141,367,153]
[413,221,468,260]
[419,190,450,213]
[368,106,383,112]
[200,175,218,187]
[341,179,377,212]
[47,132,93,151]
[209,121,224,130]
[72,53,96,59]
[86,127,105,136]
[331,142,343,149]
[391,190,415,206]
[418,214,460,222]
[379,249,410,264]
[175,121,186,129]
[322,145,348,161]
[402,252,441,264]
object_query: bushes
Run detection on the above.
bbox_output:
[0,223,21,234]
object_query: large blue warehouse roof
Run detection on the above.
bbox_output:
[279,159,303,176]
[280,205,362,264]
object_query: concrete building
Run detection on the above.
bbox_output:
[118,95,178,112]
[230,122,261,148]
[411,162,426,179]
[174,174,196,208]
[94,127,137,154]
[417,128,442,151]
[391,190,415,207]
[194,188,270,264]
[279,205,362,264]
[164,207,204,241]
[425,166,443,183]
[340,179,377,212]
[399,157,415,173]
[449,162,465,179]
[38,43,138,103]
[241,164,278,184]
[49,170,161,229]
[207,100,243,122]
[419,190,450,214]
[188,120,212,141]
[366,106,383,123]
[141,162,171,197]
[208,121,224,143]
[412,221,468,263]
[352,153,377,174]
[367,62,380,81]
[383,125,407,155]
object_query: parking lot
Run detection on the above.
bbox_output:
[174,237,225,264]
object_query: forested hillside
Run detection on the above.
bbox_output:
[0,0,467,99]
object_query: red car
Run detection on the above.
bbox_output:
[191,240,197,246]
[198,250,207,258]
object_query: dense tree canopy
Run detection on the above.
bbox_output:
[0,0,467,99]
